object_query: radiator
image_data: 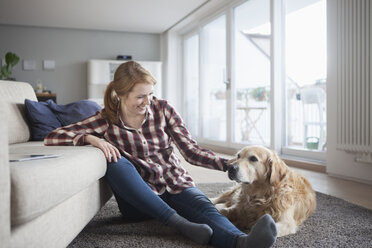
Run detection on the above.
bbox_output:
[336,0,372,159]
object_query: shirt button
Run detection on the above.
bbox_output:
[145,152,148,156]
[143,141,146,144]
[147,159,151,162]
[138,130,142,134]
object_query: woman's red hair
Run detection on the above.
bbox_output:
[102,61,156,124]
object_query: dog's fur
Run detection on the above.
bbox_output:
[212,145,316,237]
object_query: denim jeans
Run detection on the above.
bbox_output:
[105,157,245,248]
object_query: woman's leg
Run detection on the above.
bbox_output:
[163,187,277,248]
[111,187,153,222]
[105,157,213,244]
[105,157,173,220]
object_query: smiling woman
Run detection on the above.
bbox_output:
[102,61,156,127]
[118,83,154,129]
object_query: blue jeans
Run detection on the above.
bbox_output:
[105,157,245,248]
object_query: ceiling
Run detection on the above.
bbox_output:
[0,0,208,33]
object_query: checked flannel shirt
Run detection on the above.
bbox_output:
[44,97,227,194]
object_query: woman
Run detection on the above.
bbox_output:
[44,61,277,248]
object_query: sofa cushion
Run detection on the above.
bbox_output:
[0,81,37,144]
[24,99,62,141]
[47,99,102,126]
[24,99,102,141]
[9,142,107,226]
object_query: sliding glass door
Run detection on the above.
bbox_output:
[200,15,227,141]
[183,33,199,137]
[183,0,270,148]
[233,0,271,145]
[284,0,327,158]
[182,0,327,161]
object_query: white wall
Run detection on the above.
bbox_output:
[0,25,160,104]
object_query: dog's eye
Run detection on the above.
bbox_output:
[237,154,241,159]
[249,156,258,162]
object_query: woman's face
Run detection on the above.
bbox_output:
[120,82,154,116]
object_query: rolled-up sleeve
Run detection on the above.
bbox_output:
[163,101,227,171]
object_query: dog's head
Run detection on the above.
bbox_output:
[227,145,288,185]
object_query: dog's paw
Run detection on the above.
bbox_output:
[276,221,298,237]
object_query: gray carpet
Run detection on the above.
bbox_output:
[68,183,372,248]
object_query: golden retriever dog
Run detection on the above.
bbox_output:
[212,145,316,237]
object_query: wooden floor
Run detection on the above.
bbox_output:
[180,153,372,210]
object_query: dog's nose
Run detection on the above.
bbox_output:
[228,164,239,180]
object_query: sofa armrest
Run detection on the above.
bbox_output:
[0,103,10,248]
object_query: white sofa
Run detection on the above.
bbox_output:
[0,81,113,248]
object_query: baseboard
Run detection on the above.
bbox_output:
[283,158,326,173]
[327,172,372,186]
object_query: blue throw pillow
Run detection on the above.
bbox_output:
[24,99,62,141]
[47,99,102,126]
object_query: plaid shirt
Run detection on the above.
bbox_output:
[44,98,227,194]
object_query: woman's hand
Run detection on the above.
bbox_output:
[85,135,121,163]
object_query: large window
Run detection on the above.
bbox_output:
[200,15,227,141]
[233,0,271,145]
[182,0,327,161]
[285,0,327,152]
[183,34,199,137]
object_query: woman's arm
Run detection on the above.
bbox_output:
[44,110,108,146]
[163,101,227,171]
[85,134,121,162]
[44,110,121,162]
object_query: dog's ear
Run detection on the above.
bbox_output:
[267,152,288,185]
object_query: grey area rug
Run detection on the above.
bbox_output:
[68,183,372,248]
